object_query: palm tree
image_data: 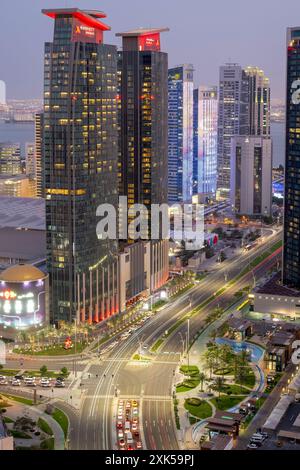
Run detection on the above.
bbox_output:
[212,376,226,399]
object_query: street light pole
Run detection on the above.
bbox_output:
[74,318,77,378]
[187,319,190,371]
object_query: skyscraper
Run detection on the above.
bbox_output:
[168,64,194,203]
[217,64,249,199]
[0,143,21,175]
[0,81,6,106]
[43,8,119,323]
[244,66,270,137]
[230,136,272,216]
[34,113,44,198]
[192,88,199,196]
[194,86,218,196]
[116,28,169,291]
[283,27,300,288]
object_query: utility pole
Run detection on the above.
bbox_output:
[187,319,190,371]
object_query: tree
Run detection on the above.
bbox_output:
[212,376,225,398]
[60,367,68,377]
[40,365,48,376]
[198,372,207,392]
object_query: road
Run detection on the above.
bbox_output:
[72,230,282,450]
[3,229,282,450]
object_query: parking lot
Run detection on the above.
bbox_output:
[0,373,66,390]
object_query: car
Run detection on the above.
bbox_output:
[126,401,131,409]
[41,382,51,388]
[132,400,138,407]
[132,407,138,416]
[127,444,134,450]
[117,421,123,429]
[118,430,124,439]
[119,438,125,447]
[117,414,123,421]
[133,431,139,438]
[247,443,258,450]
[26,381,36,387]
[132,417,138,424]
[0,375,5,381]
[56,376,65,382]
[14,375,24,381]
[132,423,137,432]
[40,378,50,384]
[12,379,21,386]
[55,381,65,388]
[0,379,8,385]
[136,441,142,449]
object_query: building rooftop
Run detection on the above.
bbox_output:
[255,273,300,298]
[0,264,46,282]
[42,8,110,31]
[0,196,45,230]
[116,27,169,37]
[0,227,46,265]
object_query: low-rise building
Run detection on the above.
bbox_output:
[250,273,300,318]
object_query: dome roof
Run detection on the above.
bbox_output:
[0,264,46,282]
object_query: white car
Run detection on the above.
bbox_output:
[40,378,50,385]
[12,379,21,386]
[118,430,124,439]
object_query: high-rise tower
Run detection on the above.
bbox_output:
[43,9,119,323]
[168,64,194,203]
[116,28,169,291]
[283,27,300,288]
[217,64,249,199]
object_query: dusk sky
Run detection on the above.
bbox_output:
[0,0,297,101]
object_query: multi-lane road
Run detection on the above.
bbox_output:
[4,229,282,450]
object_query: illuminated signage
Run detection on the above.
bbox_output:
[138,34,161,52]
[0,290,17,300]
[74,24,95,38]
[72,19,103,44]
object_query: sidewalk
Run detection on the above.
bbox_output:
[3,400,65,450]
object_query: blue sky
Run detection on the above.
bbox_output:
[0,0,297,100]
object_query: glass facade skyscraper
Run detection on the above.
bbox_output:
[194,86,218,196]
[116,28,169,291]
[168,65,194,203]
[43,9,119,323]
[217,64,249,200]
[283,27,300,288]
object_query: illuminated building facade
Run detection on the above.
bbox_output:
[168,64,194,203]
[283,27,300,288]
[244,66,270,137]
[34,113,44,198]
[43,9,119,323]
[0,264,49,330]
[217,64,249,199]
[194,86,218,196]
[116,28,169,291]
[0,142,22,176]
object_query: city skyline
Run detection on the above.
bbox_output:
[0,0,298,101]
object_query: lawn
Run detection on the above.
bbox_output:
[0,393,33,405]
[24,370,68,379]
[9,430,31,439]
[52,408,68,438]
[176,378,200,393]
[152,299,168,311]
[3,416,14,423]
[38,418,53,436]
[40,437,54,450]
[219,384,250,395]
[150,338,164,353]
[180,365,200,376]
[210,395,245,411]
[0,369,20,376]
[184,398,212,419]
[236,369,256,388]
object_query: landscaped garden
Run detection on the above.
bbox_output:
[184,398,212,419]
